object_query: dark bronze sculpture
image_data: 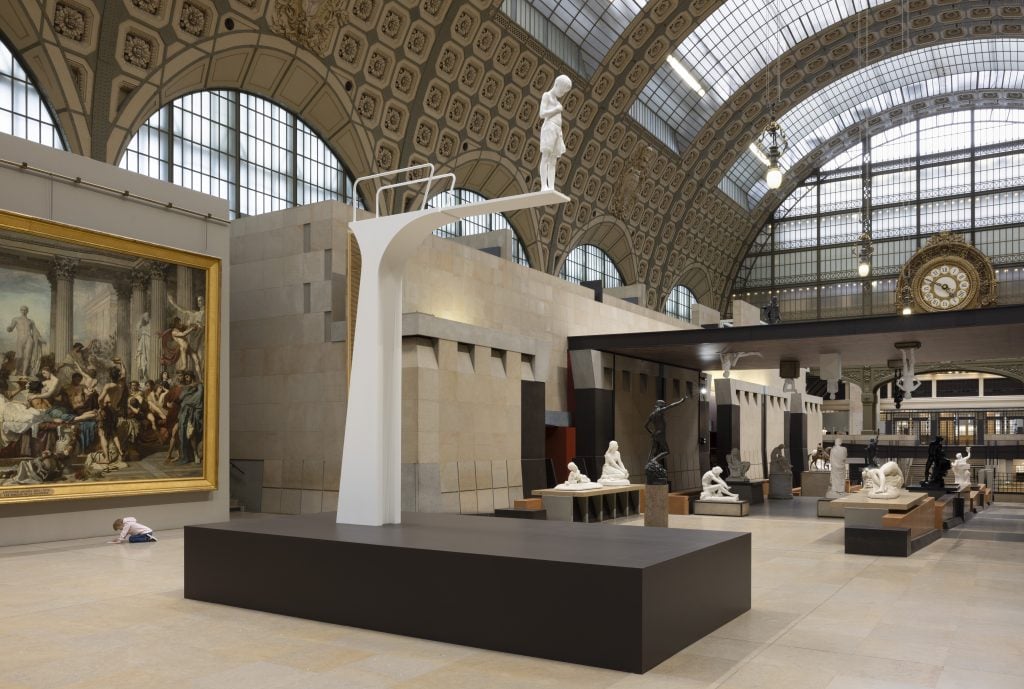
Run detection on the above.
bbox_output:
[761,296,781,324]
[864,435,879,467]
[645,451,669,485]
[644,396,687,464]
[921,435,950,488]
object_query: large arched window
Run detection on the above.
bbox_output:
[732,110,1024,321]
[560,244,623,288]
[119,91,355,218]
[427,188,530,267]
[0,39,65,149]
[665,285,696,322]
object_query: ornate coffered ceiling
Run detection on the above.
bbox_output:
[0,0,1020,313]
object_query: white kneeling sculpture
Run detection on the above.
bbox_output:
[700,466,740,502]
[554,461,602,491]
[861,460,904,500]
[825,438,848,498]
[598,440,630,486]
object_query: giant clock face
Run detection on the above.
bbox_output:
[912,256,979,312]
[897,232,997,314]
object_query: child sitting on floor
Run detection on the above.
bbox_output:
[109,517,158,543]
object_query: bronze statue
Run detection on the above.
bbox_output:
[644,396,687,464]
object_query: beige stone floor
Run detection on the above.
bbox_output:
[3,507,1024,689]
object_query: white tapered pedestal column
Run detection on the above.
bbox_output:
[337,189,568,526]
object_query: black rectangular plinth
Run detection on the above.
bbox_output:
[845,526,912,556]
[185,512,751,673]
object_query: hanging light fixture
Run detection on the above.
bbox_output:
[762,107,787,189]
[760,0,788,190]
[855,229,874,277]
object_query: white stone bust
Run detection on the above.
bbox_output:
[598,440,630,486]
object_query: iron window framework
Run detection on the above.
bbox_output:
[665,284,696,322]
[732,110,1024,321]
[427,188,530,267]
[119,90,356,219]
[0,38,65,150]
[560,243,623,288]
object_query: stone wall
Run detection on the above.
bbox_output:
[230,201,692,515]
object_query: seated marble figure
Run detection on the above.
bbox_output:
[597,440,630,486]
[861,460,904,499]
[700,466,739,502]
[553,461,602,491]
[725,449,750,480]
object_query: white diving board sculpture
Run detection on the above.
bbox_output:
[337,76,572,526]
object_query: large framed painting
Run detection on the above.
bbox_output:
[0,210,220,503]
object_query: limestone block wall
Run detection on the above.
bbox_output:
[401,336,524,514]
[805,398,824,451]
[230,204,690,516]
[613,358,700,489]
[230,203,347,516]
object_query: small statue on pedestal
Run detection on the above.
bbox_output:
[725,448,750,480]
[920,435,951,489]
[769,445,791,475]
[700,466,739,502]
[825,437,848,498]
[554,461,601,491]
[761,296,781,324]
[644,397,687,463]
[598,440,630,486]
[808,443,830,471]
[862,460,904,499]
[897,348,922,400]
[952,446,972,490]
[644,451,669,485]
[864,435,879,467]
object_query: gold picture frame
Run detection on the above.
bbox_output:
[0,210,220,503]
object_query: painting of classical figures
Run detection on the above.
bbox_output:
[0,212,219,502]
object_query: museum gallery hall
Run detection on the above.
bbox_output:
[2,1,1024,688]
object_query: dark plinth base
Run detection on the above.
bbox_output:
[493,507,547,519]
[725,479,765,505]
[185,512,751,673]
[768,474,793,500]
[845,526,942,557]
[909,484,960,497]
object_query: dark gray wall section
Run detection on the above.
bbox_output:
[788,411,807,487]
[575,388,615,458]
[521,380,546,459]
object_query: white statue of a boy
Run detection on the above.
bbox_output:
[539,75,572,191]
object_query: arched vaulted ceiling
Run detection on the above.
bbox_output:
[1,0,1021,313]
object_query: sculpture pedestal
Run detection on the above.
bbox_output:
[768,473,793,500]
[645,484,669,527]
[185,512,751,673]
[726,478,765,504]
[534,485,642,522]
[801,471,831,497]
[694,500,749,517]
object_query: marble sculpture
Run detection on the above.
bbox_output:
[700,466,739,502]
[554,461,602,491]
[720,351,761,379]
[769,446,791,475]
[897,348,922,400]
[598,440,630,486]
[952,446,972,491]
[539,75,572,191]
[825,437,848,498]
[861,460,904,499]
